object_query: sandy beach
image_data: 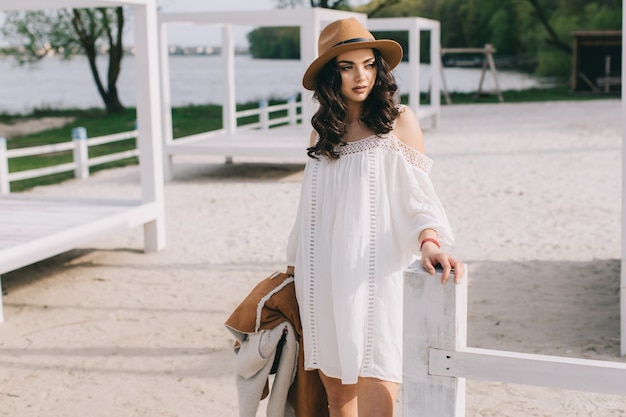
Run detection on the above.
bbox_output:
[0,99,624,416]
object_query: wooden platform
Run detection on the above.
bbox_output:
[0,195,158,277]
[164,126,309,177]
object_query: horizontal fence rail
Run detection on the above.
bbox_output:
[0,129,139,194]
[403,263,626,416]
[0,98,300,194]
[429,347,626,396]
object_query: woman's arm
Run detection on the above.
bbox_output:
[418,228,464,284]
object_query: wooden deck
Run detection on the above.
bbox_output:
[166,125,309,159]
[164,126,309,178]
[0,195,158,276]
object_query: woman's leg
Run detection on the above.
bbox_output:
[357,377,398,417]
[319,371,358,417]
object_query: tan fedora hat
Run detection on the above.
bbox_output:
[302,17,403,90]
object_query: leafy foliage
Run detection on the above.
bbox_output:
[248,27,301,60]
[254,0,621,79]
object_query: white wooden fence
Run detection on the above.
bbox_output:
[236,97,301,131]
[0,100,297,194]
[404,263,626,416]
[0,129,139,195]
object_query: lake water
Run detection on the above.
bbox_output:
[0,54,551,113]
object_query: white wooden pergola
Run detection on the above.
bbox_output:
[157,8,442,178]
[620,0,626,356]
[0,0,166,322]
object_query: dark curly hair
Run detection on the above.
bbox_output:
[307,49,399,159]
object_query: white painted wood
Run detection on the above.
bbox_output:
[158,8,353,26]
[133,1,166,252]
[87,130,137,146]
[0,276,4,323]
[0,138,9,195]
[288,96,298,126]
[0,0,165,322]
[2,129,138,185]
[621,0,626,356]
[9,162,76,182]
[158,12,440,170]
[6,141,75,158]
[430,347,626,396]
[88,149,138,166]
[72,128,89,179]
[222,24,237,135]
[429,22,441,127]
[158,8,366,169]
[410,23,421,117]
[259,100,270,130]
[299,15,317,133]
[165,127,309,159]
[0,0,147,11]
[158,22,174,181]
[0,196,156,275]
[367,17,442,126]
[403,262,467,417]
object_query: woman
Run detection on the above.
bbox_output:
[285,18,464,417]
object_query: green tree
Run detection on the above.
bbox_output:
[248,27,301,59]
[524,0,622,77]
[255,0,622,78]
[250,0,402,59]
[2,7,126,113]
[273,0,351,9]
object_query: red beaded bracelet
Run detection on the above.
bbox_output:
[420,237,441,250]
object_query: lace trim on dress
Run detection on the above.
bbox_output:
[362,149,377,372]
[338,134,433,174]
[307,160,320,366]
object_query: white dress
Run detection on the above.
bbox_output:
[286,132,454,384]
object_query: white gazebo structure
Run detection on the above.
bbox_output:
[157,8,442,179]
[621,0,625,356]
[0,0,166,321]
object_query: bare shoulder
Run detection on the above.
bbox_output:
[309,129,318,147]
[392,105,426,154]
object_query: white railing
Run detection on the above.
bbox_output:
[0,99,300,194]
[236,97,301,131]
[403,263,626,416]
[0,128,139,195]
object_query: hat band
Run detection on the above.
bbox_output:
[332,37,374,48]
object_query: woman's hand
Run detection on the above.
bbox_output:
[420,243,464,284]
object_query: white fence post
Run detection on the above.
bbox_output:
[0,275,4,323]
[259,99,269,130]
[288,96,297,126]
[72,127,89,179]
[0,138,9,195]
[403,262,468,417]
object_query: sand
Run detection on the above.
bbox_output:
[0,99,624,416]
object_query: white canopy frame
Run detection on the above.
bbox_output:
[158,8,361,178]
[0,0,166,321]
[620,0,626,356]
[157,9,441,178]
[367,17,442,128]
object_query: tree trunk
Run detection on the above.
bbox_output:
[71,8,125,114]
[100,7,125,113]
[527,0,573,54]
